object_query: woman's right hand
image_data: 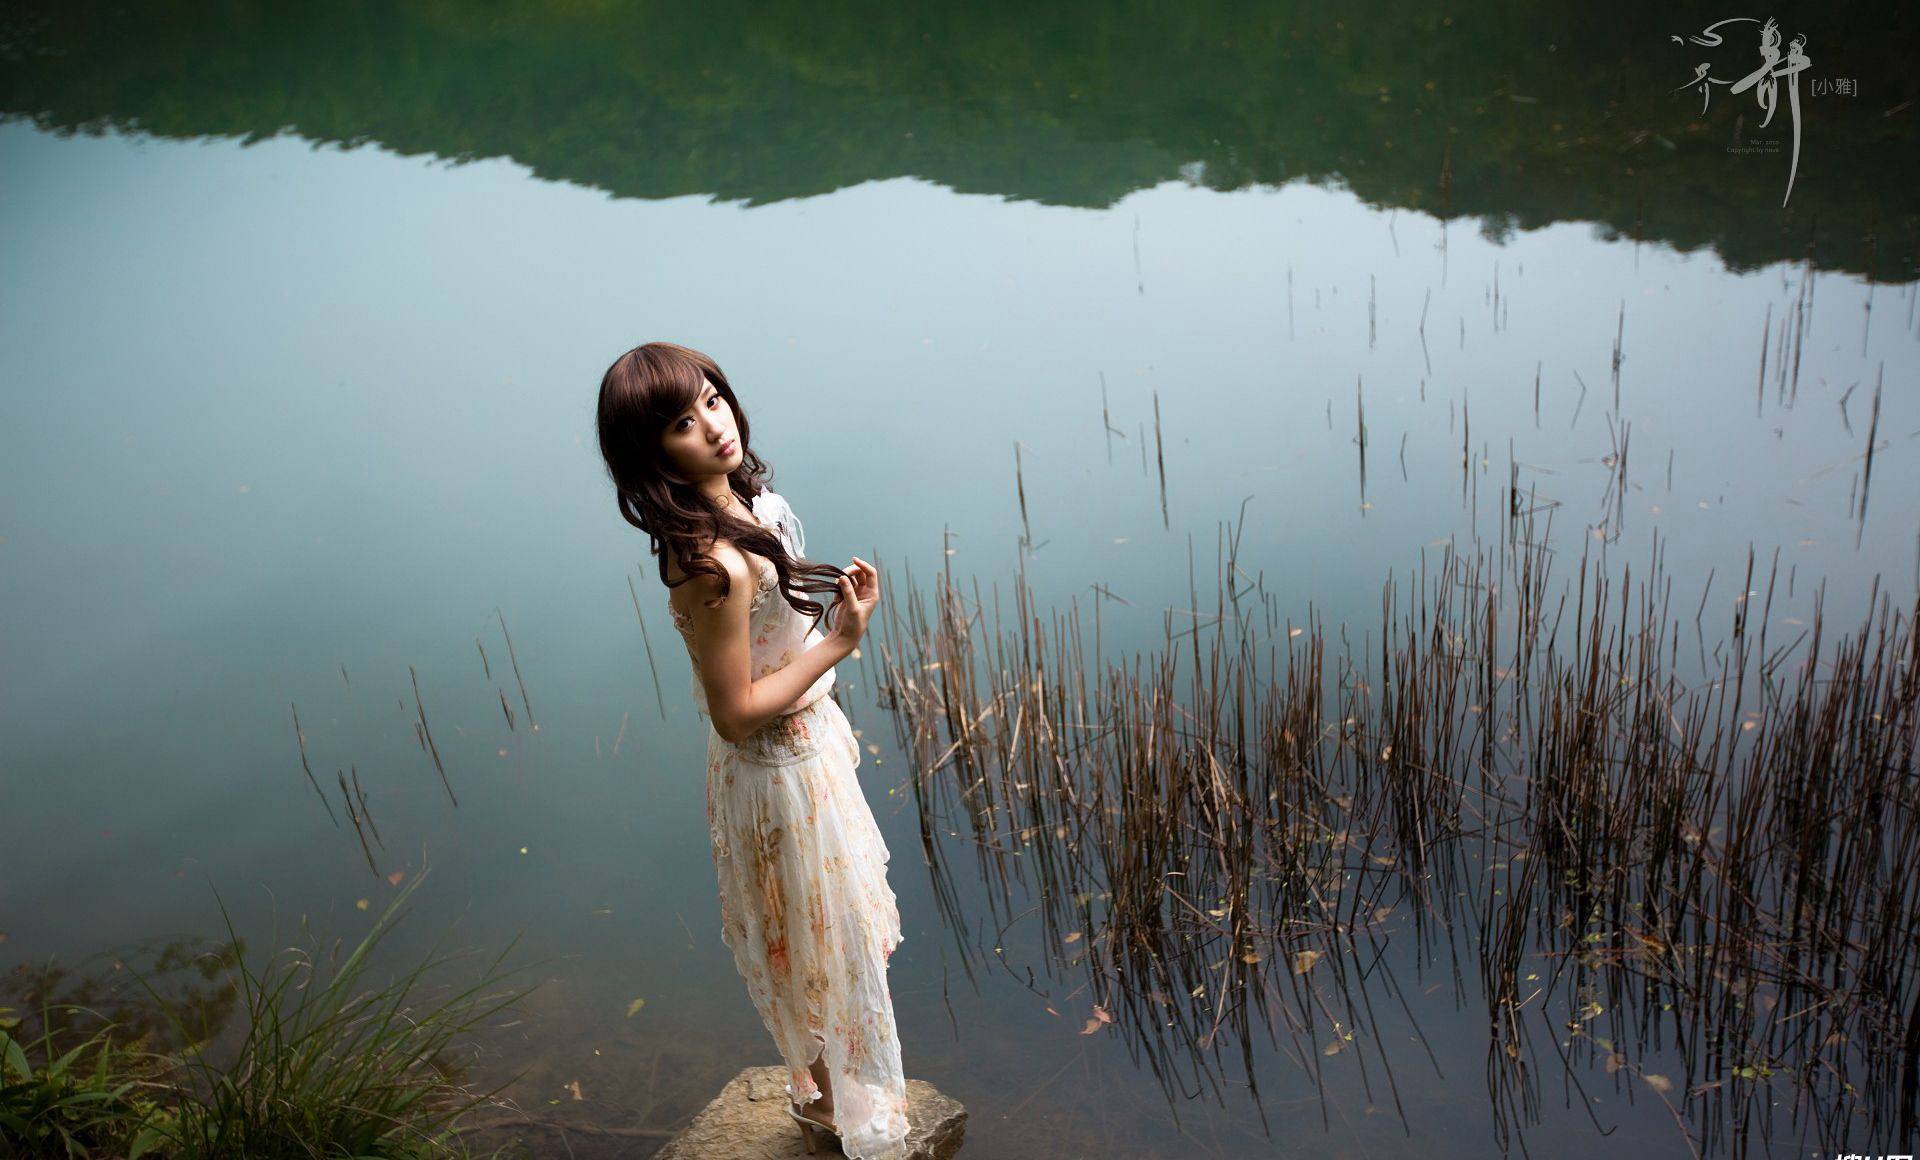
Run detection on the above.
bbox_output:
[829,556,880,650]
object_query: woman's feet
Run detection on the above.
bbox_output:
[786,1100,839,1153]
[791,1098,837,1132]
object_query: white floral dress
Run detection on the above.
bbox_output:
[667,487,911,1159]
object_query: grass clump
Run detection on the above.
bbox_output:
[2,868,541,1158]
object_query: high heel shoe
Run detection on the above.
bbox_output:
[785,1102,841,1154]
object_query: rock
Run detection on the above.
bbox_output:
[655,1066,966,1158]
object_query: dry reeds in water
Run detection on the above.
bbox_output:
[862,496,1920,1156]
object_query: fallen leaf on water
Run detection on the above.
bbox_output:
[1063,931,1082,944]
[1081,1017,1104,1035]
[1092,1004,1113,1025]
[355,899,369,910]
[386,870,406,887]
[1644,1074,1673,1093]
[1292,949,1322,975]
[1288,628,1304,638]
[567,1080,584,1100]
[626,998,646,1018]
[1241,951,1262,963]
[1323,1039,1346,1056]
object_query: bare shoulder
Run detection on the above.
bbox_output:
[669,539,757,617]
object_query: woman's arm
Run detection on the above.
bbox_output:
[681,543,853,745]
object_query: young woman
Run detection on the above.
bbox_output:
[595,341,911,1158]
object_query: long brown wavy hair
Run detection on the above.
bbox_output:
[596,341,846,631]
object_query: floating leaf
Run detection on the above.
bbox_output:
[355,898,369,910]
[626,998,646,1018]
[1292,949,1322,975]
[567,1079,584,1100]
[1644,1073,1673,1093]
[1063,931,1082,944]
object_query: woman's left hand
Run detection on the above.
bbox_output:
[828,556,881,649]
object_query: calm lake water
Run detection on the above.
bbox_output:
[4,4,1918,1156]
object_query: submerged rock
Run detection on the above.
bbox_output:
[656,1065,967,1158]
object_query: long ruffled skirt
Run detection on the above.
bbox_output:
[705,691,911,1159]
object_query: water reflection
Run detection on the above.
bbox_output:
[2,1,1914,279]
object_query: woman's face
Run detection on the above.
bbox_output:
[658,374,743,480]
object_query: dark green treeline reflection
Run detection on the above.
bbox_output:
[2,0,1914,279]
